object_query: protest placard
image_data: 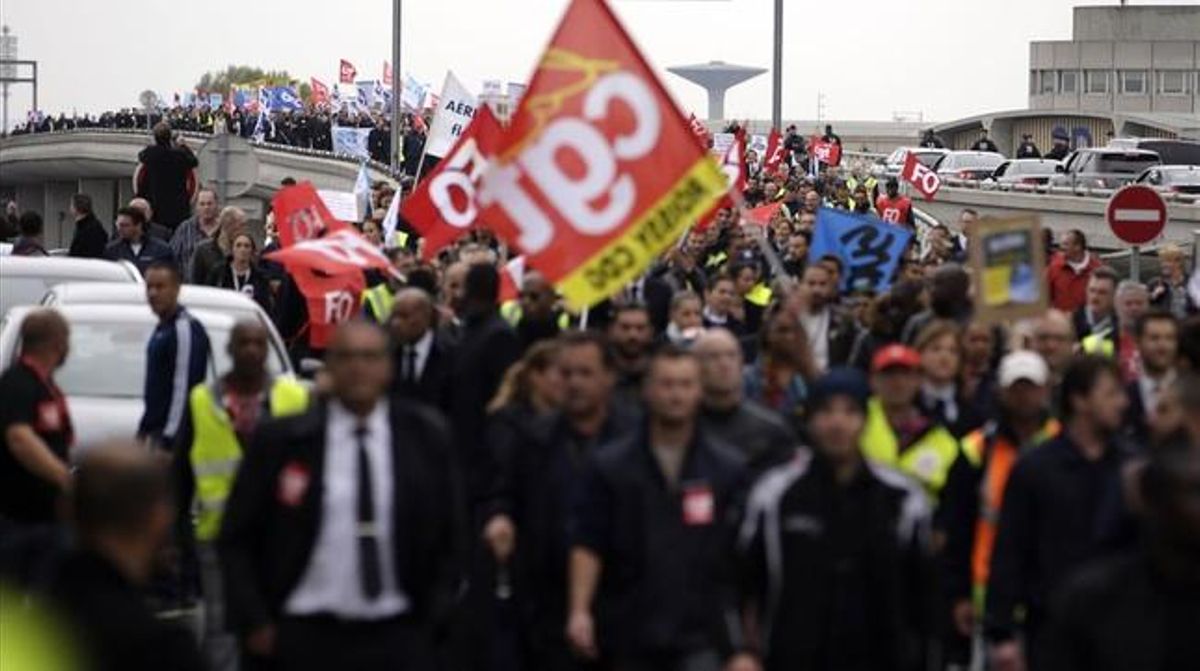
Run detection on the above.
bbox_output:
[968,215,1047,322]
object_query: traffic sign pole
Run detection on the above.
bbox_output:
[1131,245,1140,282]
[1106,185,1167,282]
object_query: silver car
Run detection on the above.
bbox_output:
[0,303,293,455]
[988,158,1063,187]
[0,255,142,320]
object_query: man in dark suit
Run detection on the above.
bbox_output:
[136,122,198,230]
[219,321,465,671]
[449,264,521,496]
[1124,310,1179,448]
[388,288,454,413]
[67,193,109,259]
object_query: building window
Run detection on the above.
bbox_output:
[1120,70,1147,95]
[1059,70,1078,93]
[1155,70,1189,95]
[1085,70,1110,95]
[1039,71,1057,94]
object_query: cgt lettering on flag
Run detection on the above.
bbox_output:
[476,0,725,309]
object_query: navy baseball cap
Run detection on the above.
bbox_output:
[807,367,870,414]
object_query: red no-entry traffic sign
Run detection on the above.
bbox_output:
[1107,185,1167,245]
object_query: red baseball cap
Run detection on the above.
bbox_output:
[871,344,921,373]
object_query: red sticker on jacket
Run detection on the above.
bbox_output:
[682,483,714,526]
[37,401,62,432]
[277,462,310,507]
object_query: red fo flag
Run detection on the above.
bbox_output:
[272,182,352,248]
[474,0,726,309]
[339,59,357,84]
[310,78,330,105]
[763,127,789,175]
[401,105,504,261]
[901,151,942,201]
[809,136,842,167]
[290,267,365,349]
[383,60,393,84]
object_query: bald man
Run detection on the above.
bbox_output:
[694,329,796,472]
[128,197,173,242]
[515,271,562,352]
[1033,310,1076,389]
[388,288,454,411]
[219,320,463,670]
[0,309,73,525]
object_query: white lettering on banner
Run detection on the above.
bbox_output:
[294,231,391,268]
[287,206,326,242]
[323,290,356,324]
[430,138,492,228]
[479,71,661,254]
[911,163,940,196]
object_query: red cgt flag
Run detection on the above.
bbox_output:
[272,182,352,248]
[762,127,789,176]
[809,136,842,167]
[310,78,330,105]
[743,201,783,226]
[339,59,357,84]
[474,0,726,310]
[687,113,711,150]
[383,60,393,84]
[901,151,942,201]
[400,105,505,260]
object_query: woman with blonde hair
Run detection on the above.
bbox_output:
[191,205,246,285]
[486,339,564,416]
[914,319,985,438]
[1149,243,1196,319]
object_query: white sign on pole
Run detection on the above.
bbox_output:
[710,132,735,159]
[426,72,478,159]
[317,189,362,223]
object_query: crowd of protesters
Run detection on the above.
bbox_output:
[3,115,1200,671]
[6,103,427,169]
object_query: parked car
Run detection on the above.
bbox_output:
[1050,148,1162,189]
[1106,138,1200,166]
[988,158,1063,186]
[872,147,950,180]
[1133,164,1200,195]
[40,281,292,375]
[932,151,1006,180]
[0,256,142,320]
[0,303,293,454]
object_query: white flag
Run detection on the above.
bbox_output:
[425,71,478,160]
[332,126,371,160]
[354,162,373,221]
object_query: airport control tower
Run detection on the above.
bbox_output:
[667,61,766,121]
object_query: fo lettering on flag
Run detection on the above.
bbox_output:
[901,152,941,201]
[476,0,725,309]
[762,127,789,176]
[339,59,357,84]
[402,105,504,260]
[266,183,398,347]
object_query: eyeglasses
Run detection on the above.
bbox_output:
[328,348,388,362]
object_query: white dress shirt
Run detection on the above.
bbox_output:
[402,330,434,381]
[285,400,409,619]
[800,308,831,372]
[922,382,959,424]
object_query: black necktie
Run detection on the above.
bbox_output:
[405,346,418,383]
[354,425,383,600]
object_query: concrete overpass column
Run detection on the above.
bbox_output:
[14,184,45,220]
[42,181,77,249]
[117,178,136,210]
[79,178,117,230]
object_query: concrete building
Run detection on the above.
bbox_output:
[933,4,1199,155]
[1028,5,1199,115]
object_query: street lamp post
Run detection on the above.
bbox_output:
[390,0,403,172]
[772,0,782,130]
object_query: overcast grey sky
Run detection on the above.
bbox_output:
[1,0,1194,126]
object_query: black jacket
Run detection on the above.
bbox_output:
[1041,551,1200,671]
[102,236,175,275]
[984,433,1136,651]
[737,452,935,671]
[207,261,275,316]
[570,425,747,658]
[50,550,205,671]
[448,309,521,498]
[390,330,455,414]
[136,142,198,229]
[699,400,795,474]
[190,239,226,286]
[217,399,466,634]
[68,214,109,259]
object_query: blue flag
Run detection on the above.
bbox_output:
[265,86,302,111]
[808,208,912,293]
[332,126,372,160]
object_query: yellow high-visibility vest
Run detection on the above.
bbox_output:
[361,284,396,323]
[188,378,309,541]
[1081,333,1115,358]
[744,282,773,307]
[860,397,960,499]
